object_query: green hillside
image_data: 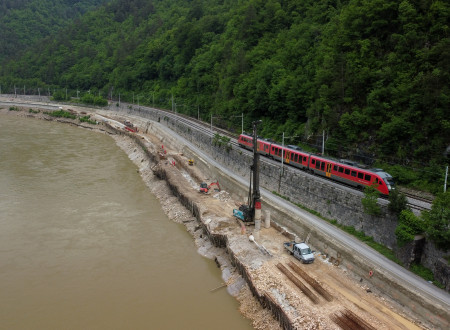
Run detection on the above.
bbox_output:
[1,0,449,192]
[0,0,108,63]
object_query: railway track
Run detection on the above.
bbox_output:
[397,190,433,212]
[127,104,434,213]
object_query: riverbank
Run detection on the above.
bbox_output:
[0,105,430,329]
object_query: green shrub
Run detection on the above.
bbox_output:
[423,192,450,251]
[80,93,107,106]
[362,185,381,216]
[79,115,97,125]
[395,209,426,246]
[48,110,76,119]
[51,90,69,101]
[388,189,408,216]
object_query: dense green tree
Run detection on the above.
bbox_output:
[423,192,450,251]
[362,185,381,217]
[388,189,409,216]
[0,0,108,63]
[0,0,448,180]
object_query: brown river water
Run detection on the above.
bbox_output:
[0,115,252,329]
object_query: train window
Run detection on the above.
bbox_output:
[351,171,356,177]
[312,159,316,165]
[358,172,364,179]
[333,165,338,171]
[303,156,307,162]
[365,174,371,181]
[320,162,325,171]
[344,168,350,175]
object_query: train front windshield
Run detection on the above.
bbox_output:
[384,177,395,191]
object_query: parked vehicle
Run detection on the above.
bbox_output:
[238,133,395,195]
[284,241,315,264]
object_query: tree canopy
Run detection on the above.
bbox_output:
[1,0,449,182]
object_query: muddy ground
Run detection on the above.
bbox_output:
[1,106,428,329]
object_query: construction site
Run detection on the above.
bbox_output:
[97,110,438,330]
[1,103,448,329]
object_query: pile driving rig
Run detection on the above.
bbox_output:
[233,120,262,224]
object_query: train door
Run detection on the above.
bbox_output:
[285,150,291,164]
[326,163,332,177]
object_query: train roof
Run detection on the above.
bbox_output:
[369,169,393,179]
[286,145,303,151]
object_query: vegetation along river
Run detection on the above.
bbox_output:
[0,115,252,329]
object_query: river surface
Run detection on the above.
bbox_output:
[0,115,252,329]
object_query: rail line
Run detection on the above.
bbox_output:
[105,103,437,212]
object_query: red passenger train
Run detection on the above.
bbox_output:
[238,133,395,195]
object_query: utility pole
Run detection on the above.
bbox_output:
[445,166,448,193]
[322,129,325,155]
[171,93,174,112]
[251,120,263,230]
[279,133,299,192]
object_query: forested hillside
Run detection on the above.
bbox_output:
[0,0,108,63]
[1,0,449,190]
